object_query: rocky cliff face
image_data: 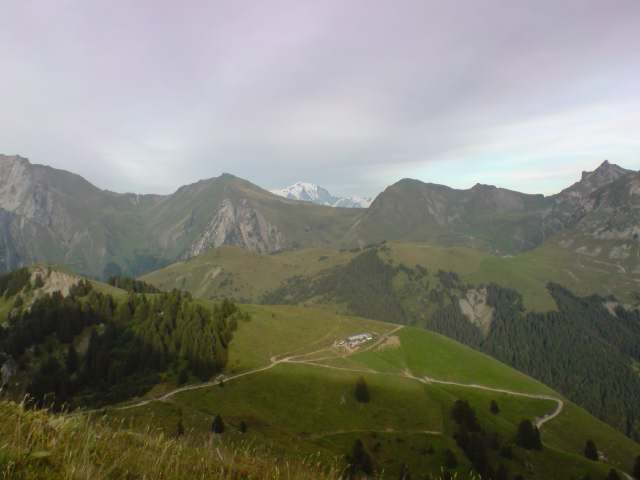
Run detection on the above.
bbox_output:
[188,198,284,257]
[545,160,634,232]
[0,156,345,277]
[0,209,24,273]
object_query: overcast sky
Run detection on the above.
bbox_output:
[1,1,639,198]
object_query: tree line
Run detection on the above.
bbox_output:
[0,276,247,409]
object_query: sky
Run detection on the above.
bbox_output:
[1,0,639,198]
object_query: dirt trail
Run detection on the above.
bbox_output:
[111,325,563,430]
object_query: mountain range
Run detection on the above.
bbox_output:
[0,154,638,282]
[270,181,372,208]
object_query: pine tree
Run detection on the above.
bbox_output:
[634,455,640,480]
[176,419,185,437]
[212,414,225,434]
[516,419,542,450]
[239,420,247,433]
[346,439,374,478]
[66,344,78,374]
[354,376,370,403]
[584,439,598,461]
[443,448,457,469]
[177,368,188,385]
[490,399,500,415]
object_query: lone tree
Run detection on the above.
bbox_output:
[354,376,370,403]
[516,419,542,450]
[175,419,185,437]
[443,448,458,469]
[346,439,374,478]
[634,455,640,480]
[490,400,500,415]
[212,414,225,434]
[584,439,598,461]
[239,420,247,433]
[451,399,480,432]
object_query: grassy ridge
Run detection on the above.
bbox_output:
[143,240,639,312]
[108,305,639,479]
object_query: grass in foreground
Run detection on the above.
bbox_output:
[0,401,342,480]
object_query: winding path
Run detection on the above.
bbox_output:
[112,325,563,430]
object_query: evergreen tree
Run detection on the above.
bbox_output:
[451,399,481,432]
[354,376,370,403]
[176,419,185,437]
[516,419,542,450]
[584,439,598,461]
[239,420,247,433]
[177,368,188,385]
[490,399,500,415]
[443,448,457,469]
[634,455,640,480]
[66,344,78,374]
[346,439,374,478]
[212,414,225,434]
[34,275,44,288]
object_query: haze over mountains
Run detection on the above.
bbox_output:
[0,154,638,281]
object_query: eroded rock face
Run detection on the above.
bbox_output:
[188,199,284,257]
[30,266,80,298]
[0,358,17,388]
[459,288,494,335]
[0,155,72,233]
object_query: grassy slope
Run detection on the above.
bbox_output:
[226,304,396,372]
[143,240,638,312]
[110,305,639,479]
[0,401,340,480]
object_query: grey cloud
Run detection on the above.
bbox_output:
[0,0,638,197]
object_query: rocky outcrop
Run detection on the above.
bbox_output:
[188,199,284,257]
[29,266,80,298]
[459,288,494,335]
[0,357,17,389]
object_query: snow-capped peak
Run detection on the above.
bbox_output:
[271,182,371,208]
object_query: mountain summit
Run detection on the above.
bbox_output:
[271,182,372,208]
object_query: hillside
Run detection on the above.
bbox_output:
[1,266,639,478]
[107,304,639,479]
[142,243,640,442]
[0,266,243,409]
